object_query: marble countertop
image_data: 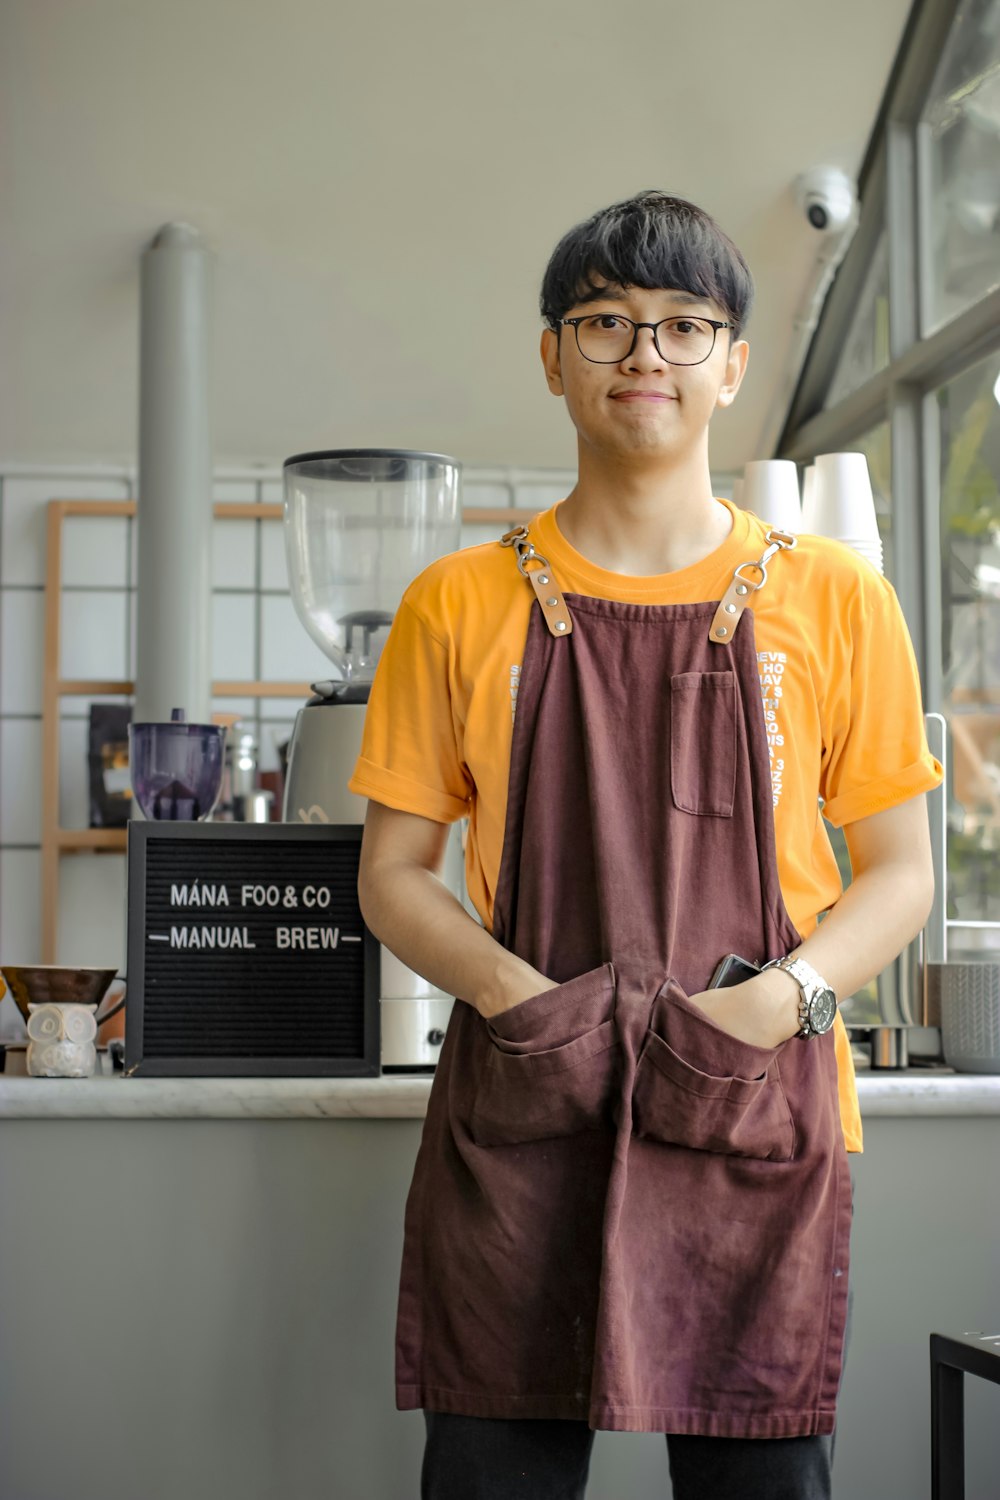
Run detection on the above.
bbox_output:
[1,1056,999,1119]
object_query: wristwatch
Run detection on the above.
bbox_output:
[760,955,838,1038]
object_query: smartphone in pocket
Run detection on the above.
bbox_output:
[709,953,762,989]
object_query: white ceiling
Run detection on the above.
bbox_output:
[0,0,912,475]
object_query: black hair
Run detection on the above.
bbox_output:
[539,189,754,341]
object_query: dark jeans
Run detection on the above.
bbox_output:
[421,1191,855,1500]
[421,1415,837,1500]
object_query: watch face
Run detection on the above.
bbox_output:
[808,989,838,1035]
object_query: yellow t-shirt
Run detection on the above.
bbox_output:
[349,497,945,1154]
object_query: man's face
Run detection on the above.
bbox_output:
[540,282,749,463]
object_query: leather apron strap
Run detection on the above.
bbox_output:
[708,527,798,643]
[500,525,573,636]
[502,522,798,642]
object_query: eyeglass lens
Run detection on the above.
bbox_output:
[575,315,717,365]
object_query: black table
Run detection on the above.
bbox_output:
[930,1330,1000,1499]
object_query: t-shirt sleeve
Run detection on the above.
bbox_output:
[819,577,944,827]
[347,595,472,824]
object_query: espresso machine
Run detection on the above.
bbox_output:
[281,449,466,1070]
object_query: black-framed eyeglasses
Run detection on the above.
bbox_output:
[556,314,733,366]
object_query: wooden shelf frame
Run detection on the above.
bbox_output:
[40,495,536,959]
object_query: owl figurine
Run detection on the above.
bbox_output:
[26,1002,98,1077]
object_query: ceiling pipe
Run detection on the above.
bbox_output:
[134,222,214,725]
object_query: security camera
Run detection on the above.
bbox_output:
[795,167,857,233]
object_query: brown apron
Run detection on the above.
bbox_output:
[394,525,853,1438]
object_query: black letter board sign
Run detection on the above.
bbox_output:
[125,823,380,1076]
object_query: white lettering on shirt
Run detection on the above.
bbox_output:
[510,664,521,724]
[757,650,788,808]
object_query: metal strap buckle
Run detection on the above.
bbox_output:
[500,525,552,579]
[733,529,798,594]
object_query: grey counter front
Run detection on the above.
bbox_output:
[1,1070,998,1500]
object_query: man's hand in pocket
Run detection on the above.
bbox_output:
[685,973,802,1050]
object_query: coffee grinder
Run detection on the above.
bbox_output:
[281,449,466,1070]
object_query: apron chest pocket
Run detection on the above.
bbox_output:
[469,963,621,1148]
[670,670,737,817]
[632,980,796,1162]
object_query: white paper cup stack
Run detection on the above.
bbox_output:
[739,460,803,533]
[807,452,884,574]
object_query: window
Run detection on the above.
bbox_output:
[920,0,1000,332]
[937,352,1000,919]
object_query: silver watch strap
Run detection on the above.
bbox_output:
[763,954,834,998]
[762,954,836,1037]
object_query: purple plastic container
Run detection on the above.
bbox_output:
[128,708,226,821]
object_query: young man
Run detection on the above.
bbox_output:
[349,190,942,1500]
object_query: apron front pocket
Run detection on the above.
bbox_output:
[469,963,621,1147]
[670,670,737,817]
[631,979,795,1161]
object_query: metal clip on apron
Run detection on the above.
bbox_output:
[706,527,798,644]
[394,520,852,1439]
[499,524,575,636]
